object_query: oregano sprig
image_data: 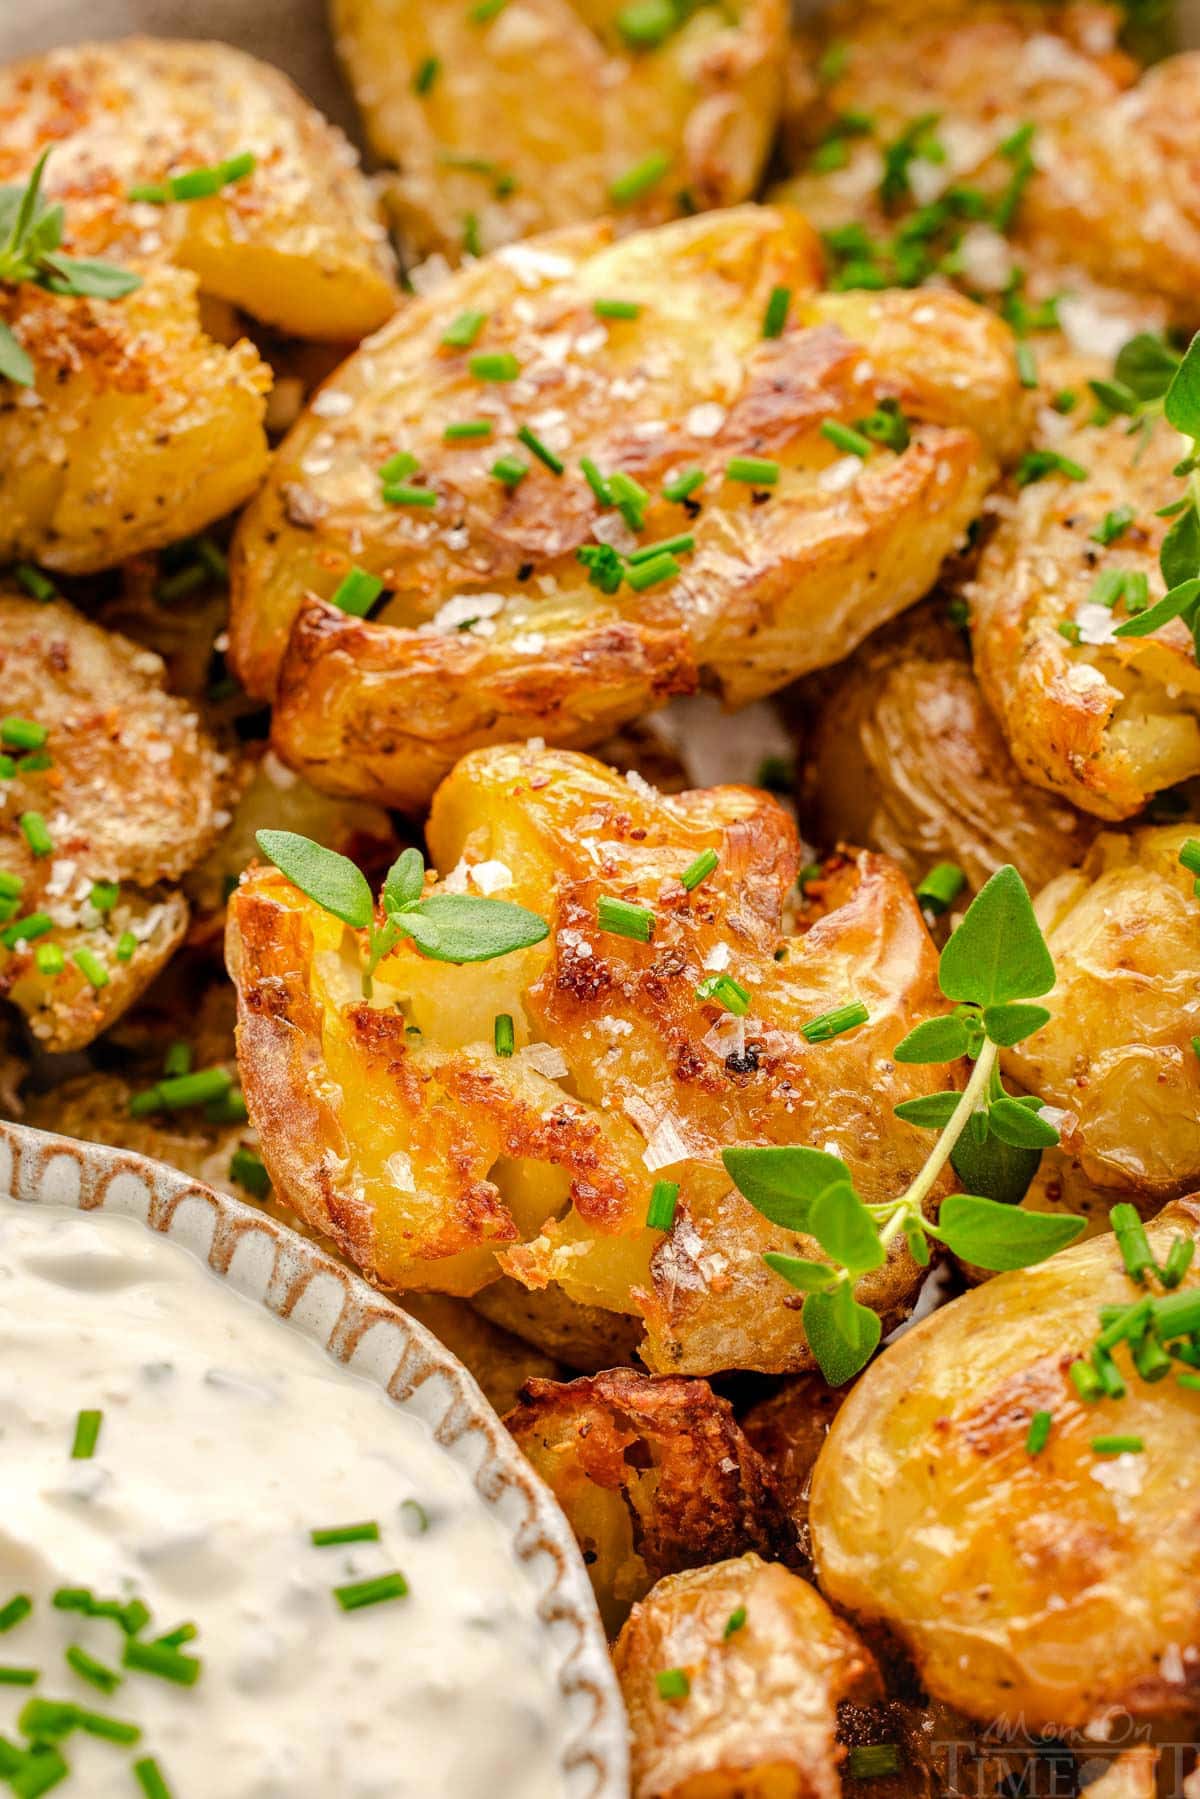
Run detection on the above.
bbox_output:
[0,150,141,387]
[724,866,1085,1385]
[255,831,549,997]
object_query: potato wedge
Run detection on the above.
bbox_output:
[228,206,1028,808]
[331,0,786,261]
[507,1373,795,1634]
[1002,828,1200,1200]
[226,743,961,1373]
[0,37,396,342]
[613,1553,880,1799]
[0,594,231,1049]
[805,607,1097,894]
[740,1376,849,1562]
[810,1198,1200,1731]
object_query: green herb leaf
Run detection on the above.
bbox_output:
[255,831,374,930]
[40,254,142,299]
[981,1002,1051,1047]
[892,1091,961,1129]
[761,1254,836,1293]
[808,1181,886,1275]
[987,1096,1060,1149]
[1113,576,1200,638]
[1160,504,1200,592]
[802,1287,882,1385]
[383,848,426,913]
[936,1193,1085,1269]
[722,1144,851,1232]
[950,1107,1042,1207]
[1114,332,1180,402]
[892,1014,970,1064]
[0,319,33,387]
[1164,330,1200,438]
[938,865,1054,1008]
[406,893,548,963]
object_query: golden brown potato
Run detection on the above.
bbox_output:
[506,1372,795,1634]
[227,743,963,1374]
[470,1276,643,1373]
[805,608,1097,895]
[398,1293,560,1415]
[331,0,786,262]
[228,205,1029,808]
[613,1553,880,1799]
[0,594,231,1050]
[739,1376,849,1562]
[0,38,396,342]
[1002,827,1200,1200]
[966,409,1200,821]
[811,1198,1200,1732]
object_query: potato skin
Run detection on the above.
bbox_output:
[229,205,1028,808]
[0,594,230,1049]
[1003,827,1200,1200]
[506,1372,796,1635]
[0,37,396,341]
[810,1199,1200,1731]
[806,608,1097,895]
[227,743,961,1373]
[331,0,786,261]
[613,1553,880,1799]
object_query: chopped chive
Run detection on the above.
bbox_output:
[655,1667,690,1701]
[624,552,679,591]
[19,813,53,858]
[1131,1330,1172,1383]
[16,752,51,775]
[1109,1203,1156,1284]
[1091,504,1135,546]
[762,285,790,339]
[469,0,509,20]
[379,450,419,483]
[0,1598,31,1635]
[516,424,564,474]
[413,55,440,94]
[128,1067,233,1118]
[646,1180,679,1231]
[163,1041,192,1078]
[134,1759,173,1799]
[680,849,718,891]
[1016,449,1088,487]
[490,455,528,489]
[1178,1371,1200,1391]
[820,420,872,459]
[662,468,705,503]
[330,567,384,618]
[695,973,750,1016]
[1068,1358,1103,1402]
[156,562,206,604]
[0,872,21,901]
[443,419,493,441]
[628,533,694,564]
[597,895,654,942]
[74,1707,140,1745]
[129,154,255,205]
[1091,1435,1144,1455]
[122,1639,201,1686]
[333,1572,409,1612]
[7,1743,68,1796]
[14,563,57,602]
[0,1669,37,1686]
[229,1149,270,1199]
[1161,1236,1195,1289]
[722,1605,747,1639]
[400,1499,430,1533]
[726,455,780,485]
[116,931,137,962]
[608,470,650,530]
[1057,619,1081,645]
[915,862,965,916]
[382,482,439,508]
[1150,1289,1200,1337]
[154,1625,197,1650]
[1052,389,1078,414]
[72,948,109,991]
[70,1410,102,1460]
[1015,342,1038,388]
[1025,1409,1052,1455]
[64,1647,119,1695]
[848,1745,903,1780]
[1121,571,1149,614]
[53,1592,148,1637]
[616,0,676,47]
[594,298,641,320]
[469,352,520,382]
[609,151,670,208]
[442,310,487,349]
[1089,568,1128,609]
[88,881,119,914]
[580,457,612,504]
[801,1001,869,1043]
[494,1013,515,1057]
[33,943,64,977]
[15,1699,77,1741]
[0,913,54,950]
[1179,839,1200,877]
[0,718,48,751]
[310,1522,380,1547]
[1091,1346,1126,1400]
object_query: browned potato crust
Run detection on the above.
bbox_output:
[613,1553,880,1798]
[0,594,230,1049]
[331,0,786,262]
[506,1372,796,1634]
[966,412,1200,821]
[811,1198,1200,1732]
[1002,827,1200,1200]
[227,743,962,1374]
[229,205,1028,808]
[805,608,1097,894]
[399,1293,560,1415]
[739,1376,849,1562]
[470,1276,643,1373]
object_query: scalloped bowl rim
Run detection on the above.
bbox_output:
[0,1118,630,1799]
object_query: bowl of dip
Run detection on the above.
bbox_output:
[0,1119,629,1799]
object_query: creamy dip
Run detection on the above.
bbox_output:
[0,1197,566,1798]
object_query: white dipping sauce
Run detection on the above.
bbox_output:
[0,1197,567,1798]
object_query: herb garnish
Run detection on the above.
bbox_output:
[128,152,255,205]
[1107,330,1200,649]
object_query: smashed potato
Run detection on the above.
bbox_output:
[613,1553,880,1799]
[229,205,1028,807]
[805,608,1096,894]
[1002,827,1200,1200]
[227,743,960,1373]
[811,1198,1200,1731]
[966,411,1200,821]
[0,594,230,1050]
[506,1370,795,1634]
[740,1376,849,1562]
[331,0,786,261]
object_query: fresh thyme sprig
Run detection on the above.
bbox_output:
[255,832,549,998]
[0,150,142,387]
[724,865,1085,1385]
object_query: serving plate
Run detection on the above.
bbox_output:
[0,1117,630,1799]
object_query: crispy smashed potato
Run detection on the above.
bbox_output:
[1002,827,1200,1200]
[227,744,962,1374]
[613,1553,880,1799]
[811,1198,1200,1731]
[331,0,786,261]
[740,1376,849,1562]
[470,1277,642,1373]
[0,594,230,1049]
[506,1372,795,1634]
[805,608,1096,894]
[229,206,1028,807]
[0,37,396,341]
[966,412,1200,820]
